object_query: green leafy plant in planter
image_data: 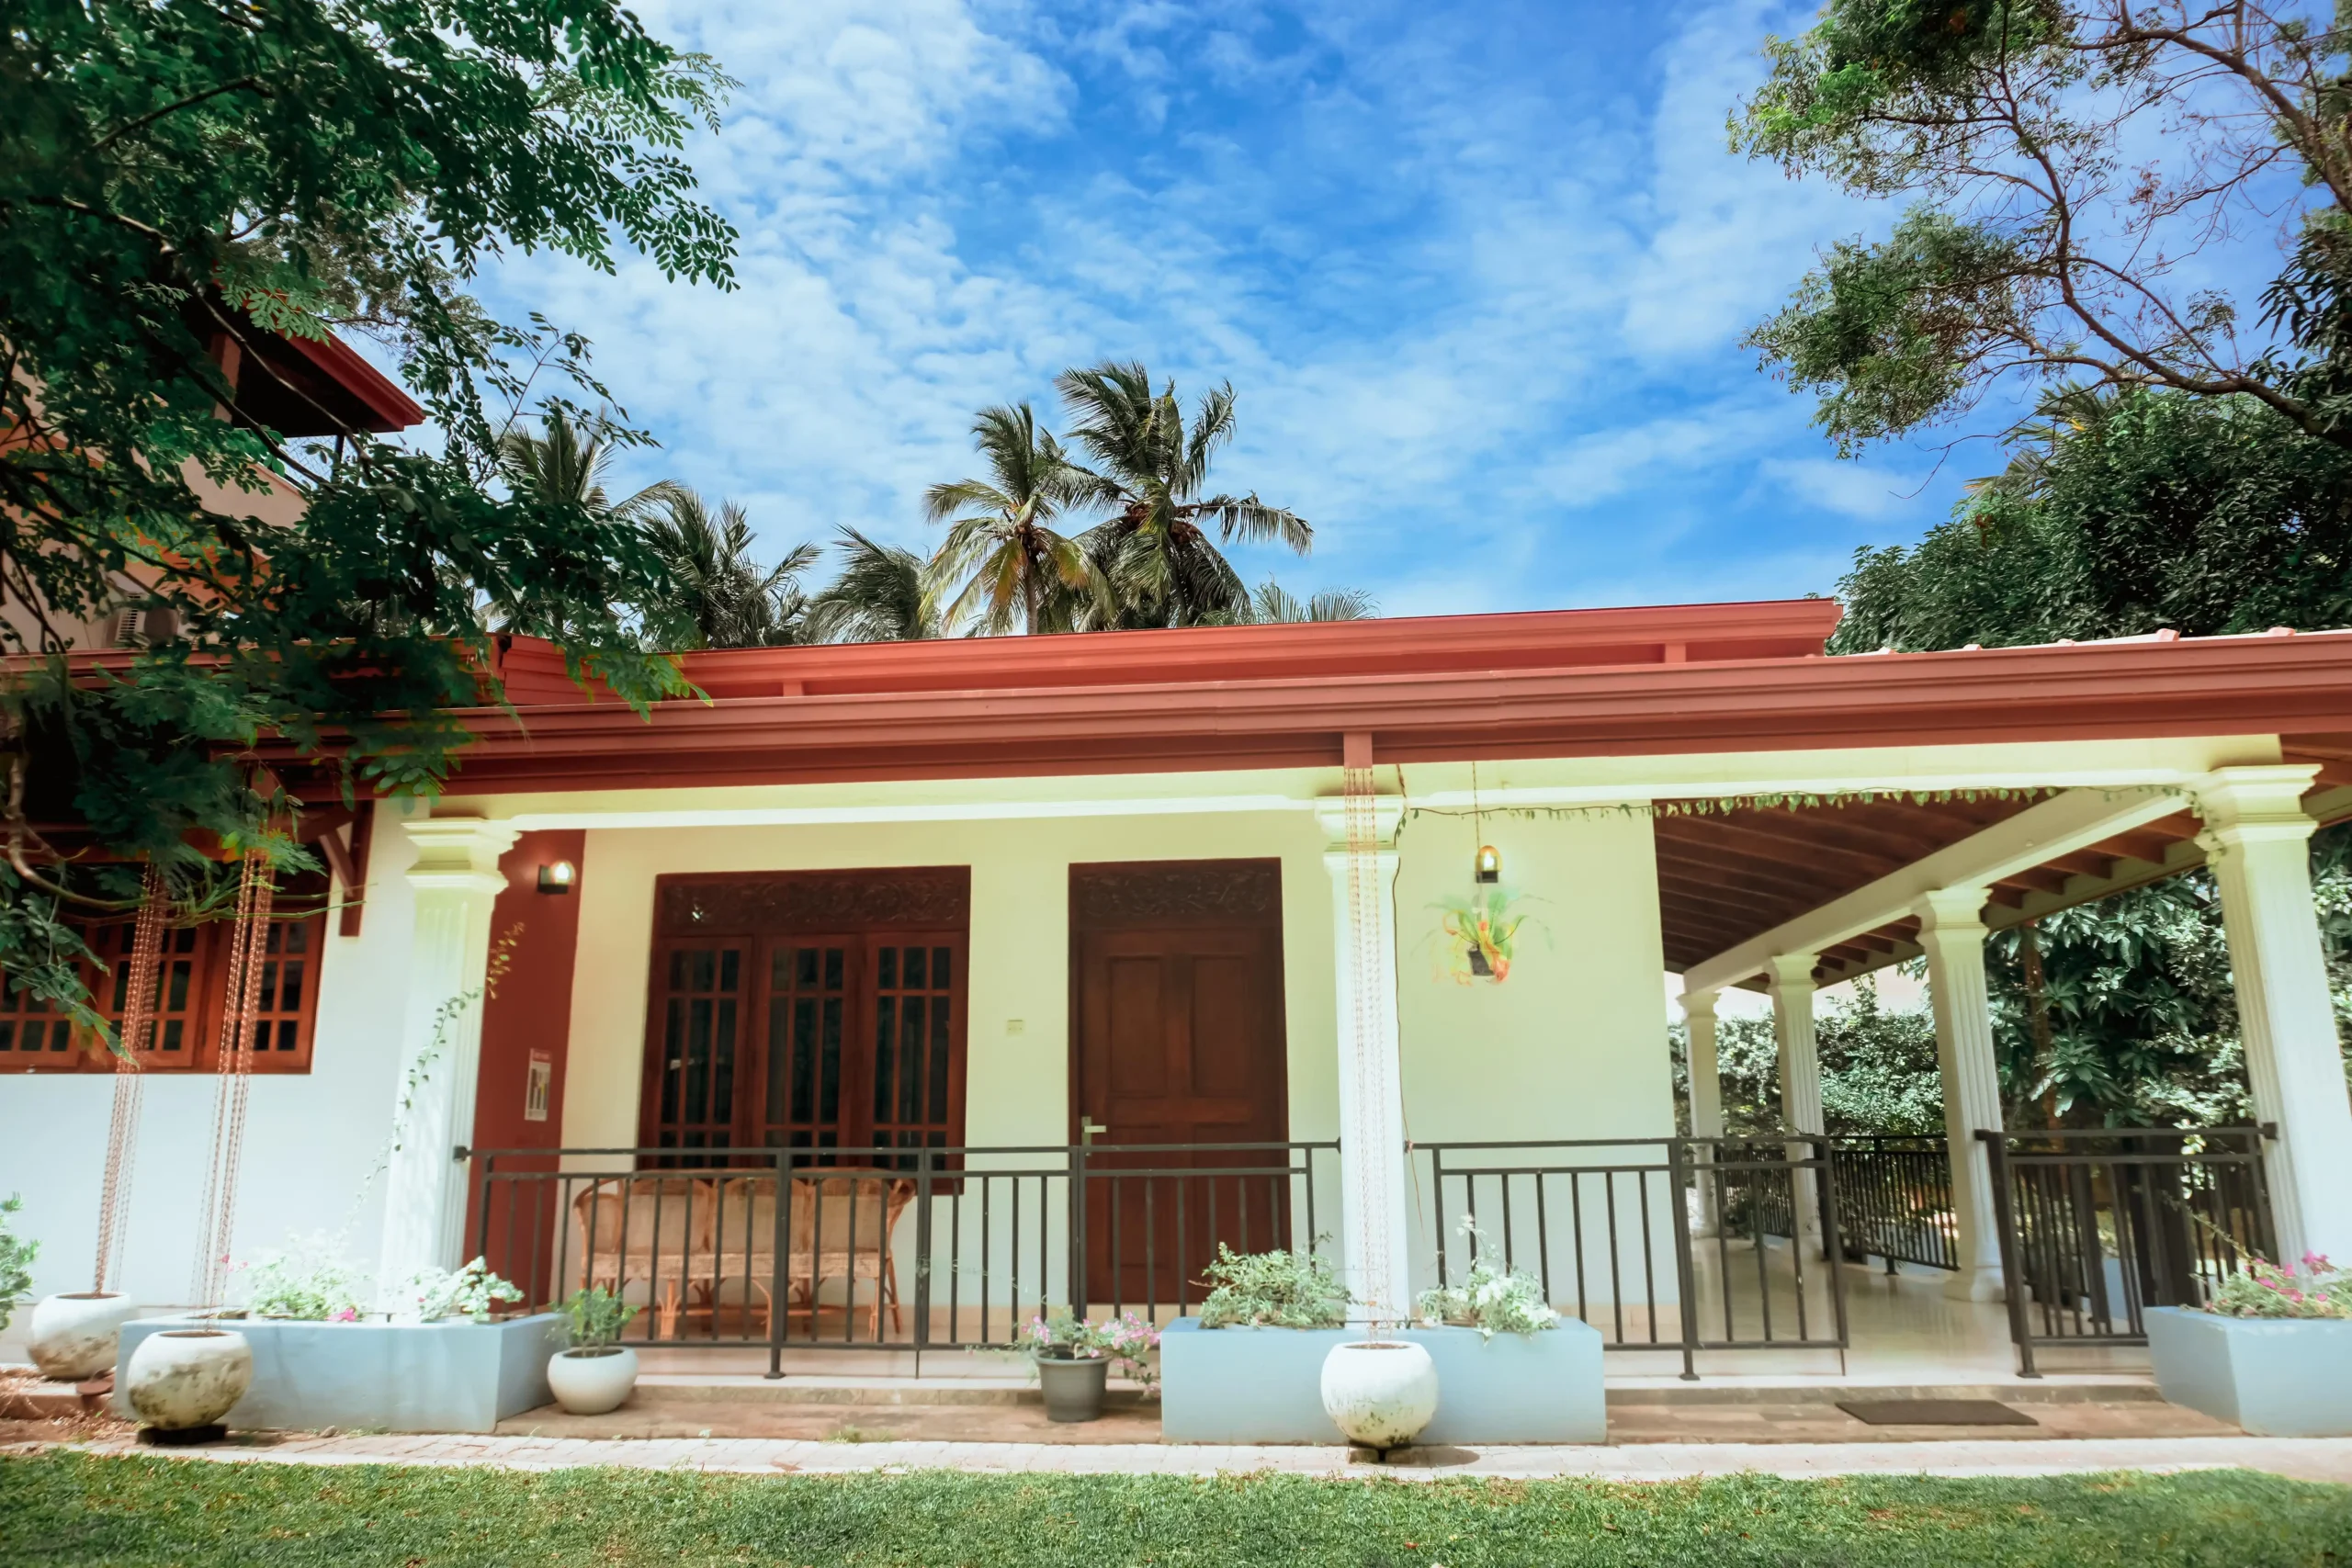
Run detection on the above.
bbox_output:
[1019,1309,1162,1391]
[550,1287,642,1416]
[233,1235,370,1321]
[1195,1245,1351,1328]
[1017,1309,1160,1423]
[2205,1253,2352,1319]
[1416,1218,1556,1339]
[561,1287,639,1348]
[0,1194,36,1334]
[400,1258,523,1325]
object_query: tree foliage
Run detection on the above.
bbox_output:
[1,0,736,1025]
[1831,388,2352,652]
[1737,1,2352,450]
[1057,362,1315,628]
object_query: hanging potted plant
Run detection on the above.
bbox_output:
[1019,1309,1159,1423]
[548,1287,640,1416]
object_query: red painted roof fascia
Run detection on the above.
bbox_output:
[280,332,424,432]
[429,629,2352,793]
[488,598,1843,704]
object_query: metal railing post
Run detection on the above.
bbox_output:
[1977,1128,2037,1378]
[1667,1136,1700,1381]
[1069,1139,1089,1318]
[912,1146,934,1376]
[1815,1135,1850,1367]
[765,1146,787,1380]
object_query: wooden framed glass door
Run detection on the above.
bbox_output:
[638,870,970,1163]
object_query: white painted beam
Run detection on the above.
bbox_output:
[1681,786,2191,995]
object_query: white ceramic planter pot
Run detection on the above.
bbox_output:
[547,1347,638,1416]
[124,1329,254,1430]
[1319,1340,1439,1450]
[27,1292,144,1381]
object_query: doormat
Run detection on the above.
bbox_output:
[1836,1399,2038,1427]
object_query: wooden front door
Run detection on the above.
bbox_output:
[1071,861,1287,1308]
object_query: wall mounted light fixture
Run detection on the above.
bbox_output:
[537,861,576,895]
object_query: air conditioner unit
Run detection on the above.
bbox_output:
[110,607,179,647]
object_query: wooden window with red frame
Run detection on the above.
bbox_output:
[639,870,968,1167]
[0,893,328,1075]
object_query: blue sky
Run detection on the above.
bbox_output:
[477,0,1980,617]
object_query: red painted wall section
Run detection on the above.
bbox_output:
[464,829,585,1280]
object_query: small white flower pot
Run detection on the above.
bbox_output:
[27,1292,144,1381]
[124,1329,253,1430]
[1319,1339,1438,1451]
[547,1346,638,1415]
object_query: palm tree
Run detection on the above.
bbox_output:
[643,490,820,649]
[496,408,680,523]
[1236,580,1377,624]
[807,527,942,643]
[1055,361,1311,627]
[922,403,1112,635]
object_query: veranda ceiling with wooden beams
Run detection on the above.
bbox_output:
[1665,739,2352,989]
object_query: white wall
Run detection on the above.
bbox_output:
[0,806,416,1315]
[1390,807,1677,1306]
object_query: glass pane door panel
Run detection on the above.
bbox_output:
[654,943,742,1159]
[763,942,848,1153]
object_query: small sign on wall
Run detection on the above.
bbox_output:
[524,1049,553,1122]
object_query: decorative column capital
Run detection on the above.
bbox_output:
[1312,795,1404,851]
[1917,885,1990,938]
[2196,764,2323,853]
[1764,952,1816,997]
[402,816,519,897]
[1679,988,1718,1025]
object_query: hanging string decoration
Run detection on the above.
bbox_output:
[190,849,274,1306]
[1341,753,1397,1325]
[92,863,166,1293]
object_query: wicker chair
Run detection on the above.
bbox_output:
[717,1170,912,1338]
[571,1177,718,1340]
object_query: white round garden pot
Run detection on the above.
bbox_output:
[27,1292,144,1381]
[548,1346,638,1415]
[1319,1340,1439,1451]
[123,1328,253,1430]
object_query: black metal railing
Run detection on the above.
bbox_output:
[1826,1134,1957,1272]
[465,1141,1340,1373]
[1979,1125,2275,1375]
[1415,1136,1849,1379]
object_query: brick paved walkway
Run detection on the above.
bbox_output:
[12,1430,2352,1483]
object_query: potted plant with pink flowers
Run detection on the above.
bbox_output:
[2146,1251,2352,1436]
[1018,1309,1159,1423]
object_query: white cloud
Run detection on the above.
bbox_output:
[469,0,1963,610]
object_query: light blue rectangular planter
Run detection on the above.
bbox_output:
[1159,1319,1605,1445]
[117,1314,563,1434]
[2145,1306,2352,1437]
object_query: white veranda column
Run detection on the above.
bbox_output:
[1682,989,1724,1236]
[1915,886,2007,1301]
[1315,795,1412,1325]
[2198,767,2352,1267]
[1766,954,1826,1256]
[377,816,517,1303]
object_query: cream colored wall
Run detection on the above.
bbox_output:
[1393,807,1671,1145]
[1390,807,1675,1302]
[559,811,1343,1153]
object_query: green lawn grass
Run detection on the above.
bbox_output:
[4,1452,2348,1567]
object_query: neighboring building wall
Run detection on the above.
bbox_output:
[0,804,416,1311]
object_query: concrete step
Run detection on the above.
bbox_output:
[625,1372,2157,1409]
